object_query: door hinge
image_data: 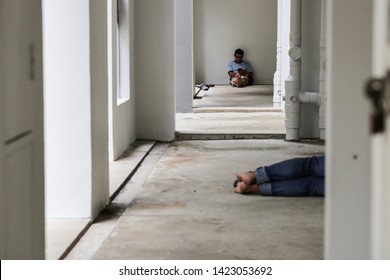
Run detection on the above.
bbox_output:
[29,43,35,81]
[117,0,120,26]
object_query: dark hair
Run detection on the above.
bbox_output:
[234,48,244,56]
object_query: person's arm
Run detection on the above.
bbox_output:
[243,61,254,82]
[228,71,236,78]
[238,69,253,78]
[227,61,237,78]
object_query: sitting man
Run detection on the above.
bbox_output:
[228,48,254,87]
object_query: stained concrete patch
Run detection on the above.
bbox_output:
[92,140,325,260]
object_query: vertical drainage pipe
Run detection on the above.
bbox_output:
[273,0,283,107]
[285,0,302,140]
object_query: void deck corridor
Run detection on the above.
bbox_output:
[60,86,325,260]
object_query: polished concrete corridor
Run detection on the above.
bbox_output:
[48,85,325,260]
[66,139,324,260]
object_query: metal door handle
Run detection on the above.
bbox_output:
[366,77,385,134]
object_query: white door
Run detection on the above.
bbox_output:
[0,0,45,259]
[368,0,390,260]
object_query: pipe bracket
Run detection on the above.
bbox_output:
[290,96,298,103]
[289,46,302,60]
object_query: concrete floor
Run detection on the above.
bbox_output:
[49,85,326,260]
[176,85,284,138]
[67,140,324,260]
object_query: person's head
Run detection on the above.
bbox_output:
[234,48,244,63]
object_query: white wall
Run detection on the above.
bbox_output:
[194,0,277,85]
[325,0,372,259]
[301,0,321,92]
[135,0,175,141]
[175,0,194,113]
[43,0,109,219]
[280,0,291,106]
[300,0,321,138]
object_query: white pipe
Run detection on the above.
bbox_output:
[285,0,302,140]
[273,0,283,107]
[285,0,327,140]
[299,91,322,105]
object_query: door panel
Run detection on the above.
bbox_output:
[0,0,44,259]
[2,0,35,140]
[4,136,34,259]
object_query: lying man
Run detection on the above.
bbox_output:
[233,155,325,197]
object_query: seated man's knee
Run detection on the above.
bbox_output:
[240,76,249,87]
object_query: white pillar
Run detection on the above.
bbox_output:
[43,0,92,218]
[325,0,372,259]
[318,0,327,140]
[43,0,109,219]
[273,0,283,107]
[90,0,110,217]
[135,0,175,141]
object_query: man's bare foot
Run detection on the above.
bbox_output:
[235,171,256,185]
[234,181,259,194]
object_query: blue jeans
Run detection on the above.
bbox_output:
[255,155,325,197]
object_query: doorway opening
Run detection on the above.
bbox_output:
[175,0,284,139]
